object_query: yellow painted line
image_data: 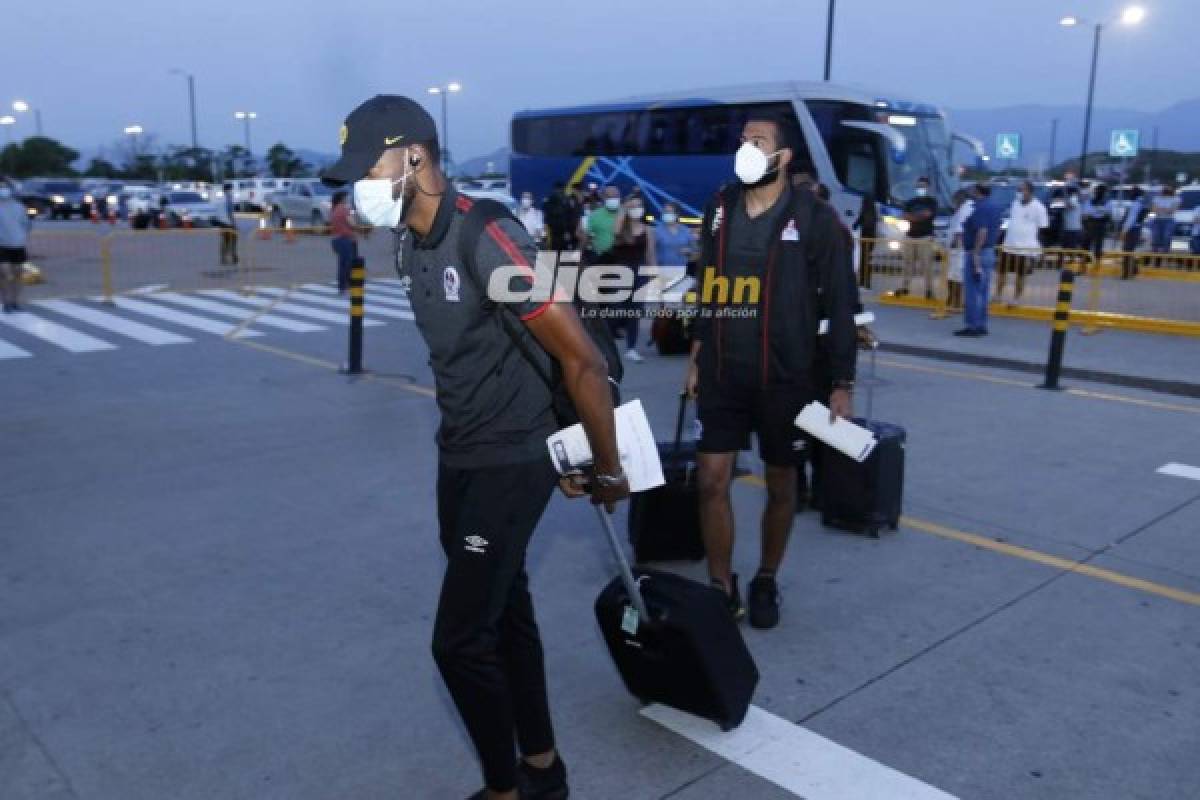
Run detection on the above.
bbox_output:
[567,156,597,189]
[900,516,1200,607]
[234,338,342,370]
[733,473,1200,606]
[1063,387,1200,415]
[875,357,1033,389]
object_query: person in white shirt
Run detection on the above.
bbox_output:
[1149,185,1180,255]
[999,180,1048,304]
[946,188,975,311]
[516,191,544,243]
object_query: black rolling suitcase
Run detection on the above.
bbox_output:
[627,393,705,563]
[594,507,758,730]
[818,342,907,537]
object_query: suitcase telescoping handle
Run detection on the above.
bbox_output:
[594,506,651,620]
[672,390,689,457]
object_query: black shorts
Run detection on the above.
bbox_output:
[697,372,813,466]
[0,247,27,265]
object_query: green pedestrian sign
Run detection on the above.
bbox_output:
[995,132,1021,160]
[1109,129,1139,158]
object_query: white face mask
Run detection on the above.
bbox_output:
[915,186,928,196]
[628,206,644,219]
[604,197,620,211]
[353,168,409,228]
[520,196,533,209]
[735,142,779,185]
[662,212,678,225]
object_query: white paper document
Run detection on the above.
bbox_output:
[818,311,875,336]
[795,402,877,462]
[546,398,665,492]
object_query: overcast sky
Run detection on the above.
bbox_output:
[2,0,1193,162]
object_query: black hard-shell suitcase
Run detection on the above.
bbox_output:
[593,507,758,731]
[652,314,691,356]
[627,393,705,563]
[819,418,905,537]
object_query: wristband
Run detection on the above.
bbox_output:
[594,468,627,488]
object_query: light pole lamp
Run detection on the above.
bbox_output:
[427,82,461,175]
[12,100,43,137]
[234,111,256,153]
[1060,5,1146,179]
[169,69,198,149]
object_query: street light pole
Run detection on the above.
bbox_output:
[823,0,836,81]
[170,70,199,149]
[427,83,461,175]
[235,111,256,153]
[1079,22,1102,180]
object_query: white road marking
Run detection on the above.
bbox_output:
[641,704,958,800]
[255,287,414,320]
[0,337,32,359]
[300,284,412,308]
[37,299,192,345]
[0,311,116,352]
[200,290,384,327]
[1157,463,1200,482]
[152,292,325,333]
[108,296,262,338]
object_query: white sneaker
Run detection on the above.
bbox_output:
[625,348,644,363]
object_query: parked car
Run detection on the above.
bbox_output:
[159,191,222,227]
[33,179,91,219]
[125,186,163,228]
[267,179,334,228]
[226,178,291,212]
[1174,184,1200,239]
[14,180,52,218]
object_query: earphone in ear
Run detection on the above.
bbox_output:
[409,153,421,168]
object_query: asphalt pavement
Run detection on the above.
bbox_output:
[1,282,1198,799]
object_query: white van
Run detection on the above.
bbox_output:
[224,178,293,212]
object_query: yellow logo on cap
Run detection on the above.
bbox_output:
[384,135,404,146]
[339,124,348,146]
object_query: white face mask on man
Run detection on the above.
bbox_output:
[604,196,621,211]
[353,162,411,228]
[734,142,780,185]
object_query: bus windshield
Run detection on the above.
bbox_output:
[886,116,956,212]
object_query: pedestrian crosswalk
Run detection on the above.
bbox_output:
[0,281,414,361]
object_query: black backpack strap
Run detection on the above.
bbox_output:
[457,198,555,392]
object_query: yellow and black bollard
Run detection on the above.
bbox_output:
[341,256,366,375]
[1038,269,1075,390]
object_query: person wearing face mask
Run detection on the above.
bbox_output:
[584,185,622,266]
[899,176,938,298]
[516,191,544,244]
[323,95,628,800]
[998,180,1048,305]
[0,179,32,313]
[607,196,652,362]
[685,112,857,629]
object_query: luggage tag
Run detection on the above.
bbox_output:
[621,605,640,635]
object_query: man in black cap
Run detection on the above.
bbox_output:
[324,95,628,800]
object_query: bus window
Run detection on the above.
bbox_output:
[512,102,810,160]
[806,100,882,196]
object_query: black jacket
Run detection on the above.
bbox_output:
[692,183,857,387]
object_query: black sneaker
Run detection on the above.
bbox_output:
[517,754,569,799]
[712,574,745,621]
[747,574,781,630]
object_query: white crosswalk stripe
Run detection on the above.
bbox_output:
[152,292,326,333]
[109,296,263,338]
[2,285,424,363]
[300,284,413,309]
[0,337,33,359]
[200,290,385,327]
[256,287,415,320]
[1,310,117,352]
[36,299,192,345]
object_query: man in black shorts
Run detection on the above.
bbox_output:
[0,179,32,312]
[324,96,628,800]
[686,112,857,629]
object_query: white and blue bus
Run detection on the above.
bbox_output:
[511,81,983,238]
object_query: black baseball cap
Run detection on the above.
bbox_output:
[322,95,438,185]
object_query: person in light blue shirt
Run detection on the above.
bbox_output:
[956,183,1004,337]
[0,179,33,312]
[1120,187,1146,279]
[650,202,695,271]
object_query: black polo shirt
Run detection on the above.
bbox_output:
[722,187,791,374]
[396,189,556,468]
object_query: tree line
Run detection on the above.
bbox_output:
[0,136,315,182]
